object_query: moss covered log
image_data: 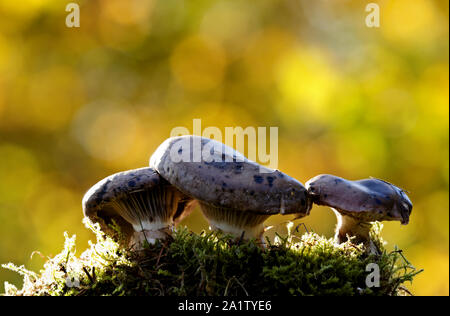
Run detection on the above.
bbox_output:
[2,219,421,296]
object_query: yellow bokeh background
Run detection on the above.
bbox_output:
[0,0,448,295]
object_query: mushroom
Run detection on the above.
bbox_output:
[305,174,412,253]
[149,135,311,244]
[82,167,196,250]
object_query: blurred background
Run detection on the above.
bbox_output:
[0,0,448,295]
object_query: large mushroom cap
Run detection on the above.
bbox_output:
[150,135,311,216]
[305,174,412,224]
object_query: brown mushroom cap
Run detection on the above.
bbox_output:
[149,135,311,217]
[305,174,412,224]
[82,167,194,243]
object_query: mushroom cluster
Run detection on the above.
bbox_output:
[82,135,412,253]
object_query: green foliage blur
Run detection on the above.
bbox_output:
[0,0,448,295]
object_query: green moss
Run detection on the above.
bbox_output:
[1,219,422,296]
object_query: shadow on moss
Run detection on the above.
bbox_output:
[2,219,422,296]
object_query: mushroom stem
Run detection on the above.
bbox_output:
[333,209,380,254]
[129,220,173,249]
[200,202,270,244]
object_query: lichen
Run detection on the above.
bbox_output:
[1,219,422,296]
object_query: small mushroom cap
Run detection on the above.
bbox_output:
[82,167,162,218]
[305,174,412,224]
[82,167,192,237]
[150,135,311,216]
